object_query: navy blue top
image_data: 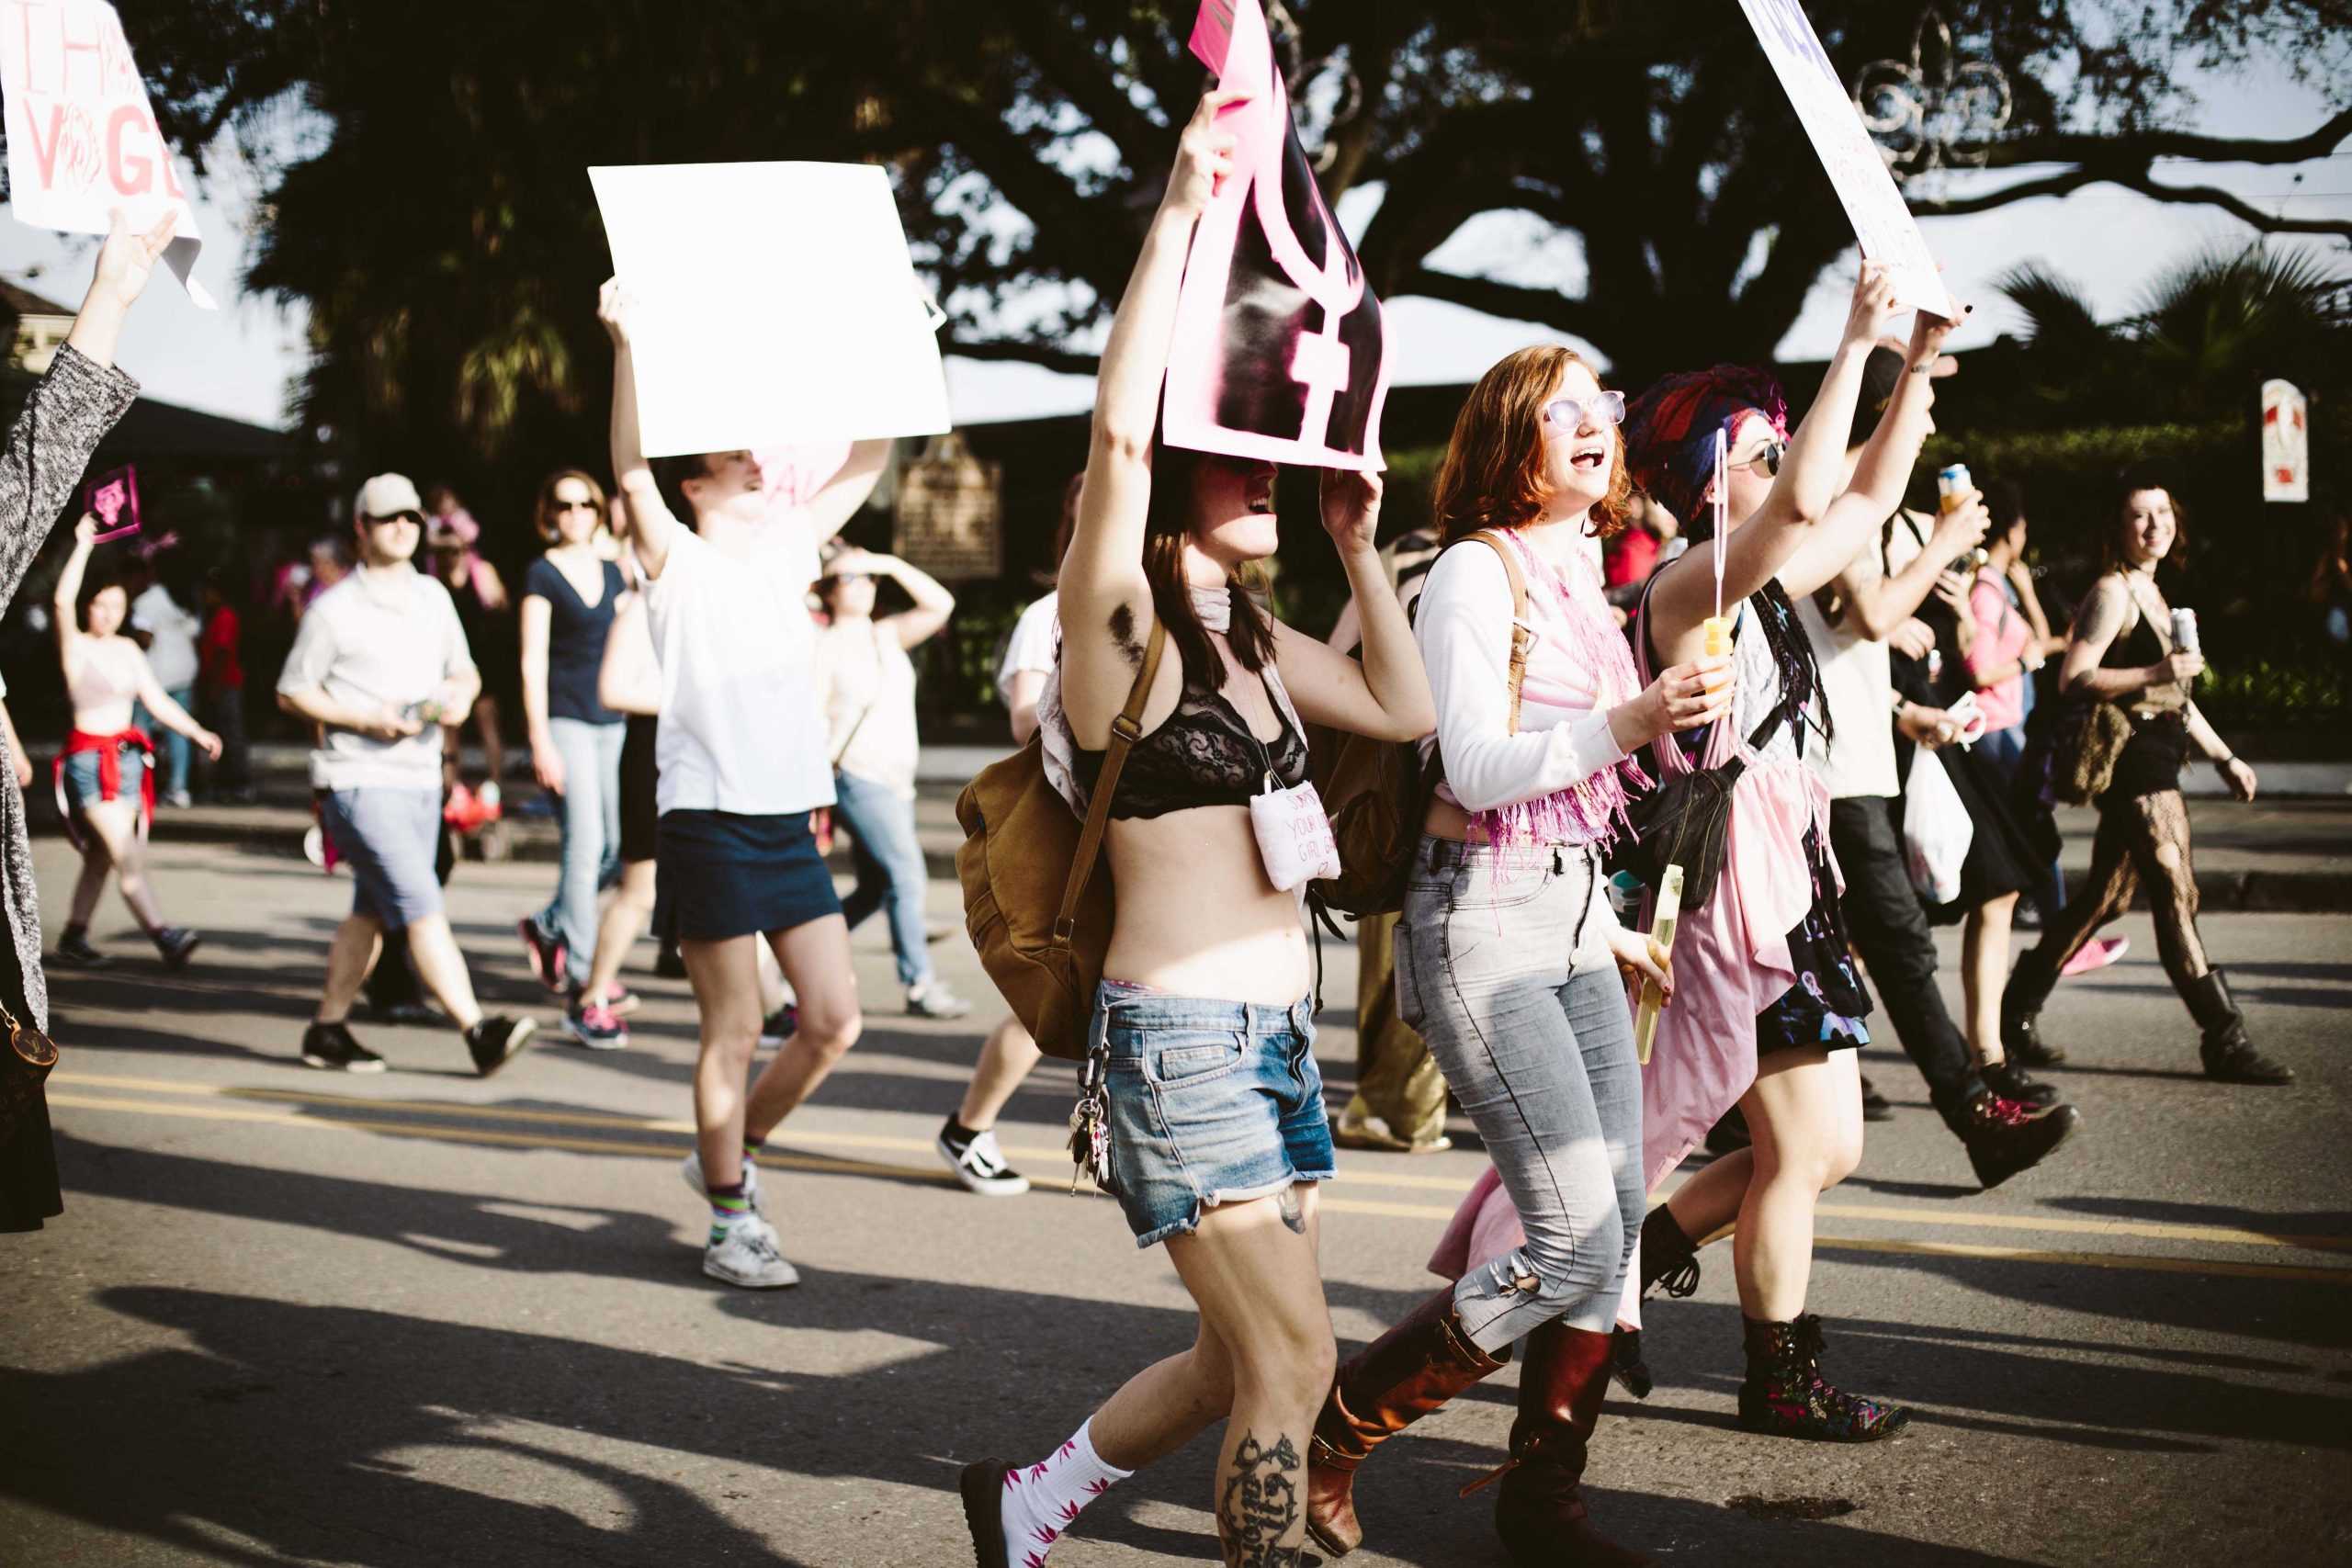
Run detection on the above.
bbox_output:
[523,556,625,725]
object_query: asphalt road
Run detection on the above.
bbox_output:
[2,831,2347,1566]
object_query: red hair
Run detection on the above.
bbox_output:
[1431,346,1633,544]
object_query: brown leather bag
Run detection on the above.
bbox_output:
[955,619,1167,1061]
[1306,530,1529,917]
[0,998,58,1147]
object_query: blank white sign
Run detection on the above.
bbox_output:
[589,161,952,457]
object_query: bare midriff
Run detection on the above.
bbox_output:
[1102,805,1310,1005]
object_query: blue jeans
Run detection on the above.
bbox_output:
[833,769,931,988]
[1396,837,1644,1353]
[133,684,196,798]
[536,717,624,960]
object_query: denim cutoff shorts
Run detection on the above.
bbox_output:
[322,787,446,931]
[1095,980,1335,1248]
[61,744,146,811]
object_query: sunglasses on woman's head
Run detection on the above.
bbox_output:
[1542,390,1626,433]
[1730,439,1787,478]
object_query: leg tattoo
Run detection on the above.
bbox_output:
[1274,1187,1306,1235]
[1219,1430,1303,1566]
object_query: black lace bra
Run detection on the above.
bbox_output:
[1074,675,1310,821]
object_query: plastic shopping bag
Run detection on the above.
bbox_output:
[1903,748,1974,905]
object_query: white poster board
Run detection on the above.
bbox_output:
[0,0,210,307]
[588,162,951,457]
[2262,378,2309,502]
[1736,0,1951,318]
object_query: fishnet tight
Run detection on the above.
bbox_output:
[2035,787,2210,997]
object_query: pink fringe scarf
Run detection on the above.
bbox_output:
[1466,526,1651,854]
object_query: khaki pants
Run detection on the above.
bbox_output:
[1344,909,1449,1145]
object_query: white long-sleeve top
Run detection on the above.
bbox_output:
[1414,532,1629,971]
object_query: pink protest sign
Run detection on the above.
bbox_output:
[83,462,138,541]
[0,0,212,307]
[1161,0,1389,473]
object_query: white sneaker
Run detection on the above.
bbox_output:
[680,1147,763,1208]
[937,1126,1031,1197]
[703,1214,797,1289]
[907,981,972,1020]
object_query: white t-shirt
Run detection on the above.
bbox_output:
[130,583,201,690]
[818,617,920,798]
[644,522,834,817]
[1795,515,1922,801]
[997,591,1059,699]
[277,569,475,791]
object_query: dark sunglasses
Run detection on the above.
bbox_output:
[1729,439,1786,478]
[552,498,601,513]
[1542,390,1626,432]
[363,510,424,528]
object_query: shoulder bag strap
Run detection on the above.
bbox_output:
[1052,617,1167,946]
[1462,529,1531,735]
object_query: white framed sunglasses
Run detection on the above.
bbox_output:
[1542,390,1626,433]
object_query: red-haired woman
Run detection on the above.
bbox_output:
[956,90,1434,1568]
[2002,479,2290,1083]
[1302,344,1718,1565]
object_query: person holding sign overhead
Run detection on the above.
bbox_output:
[598,278,890,1292]
[954,84,1433,1568]
[1609,267,1964,1447]
[0,208,178,1234]
[48,511,220,971]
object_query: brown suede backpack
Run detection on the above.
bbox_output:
[1306,529,1530,917]
[955,620,1166,1062]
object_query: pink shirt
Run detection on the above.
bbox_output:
[1967,569,2031,732]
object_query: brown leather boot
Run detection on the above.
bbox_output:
[1469,1321,1652,1566]
[1306,1283,1508,1558]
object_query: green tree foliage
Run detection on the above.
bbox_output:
[32,0,2348,496]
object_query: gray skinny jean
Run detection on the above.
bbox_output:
[1396,836,1645,1353]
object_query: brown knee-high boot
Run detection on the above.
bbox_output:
[1466,1321,1651,1566]
[1306,1283,1509,1557]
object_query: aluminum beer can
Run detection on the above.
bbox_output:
[1937,462,1973,513]
[2171,607,2199,654]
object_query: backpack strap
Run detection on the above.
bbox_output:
[1053,618,1167,945]
[1459,529,1531,736]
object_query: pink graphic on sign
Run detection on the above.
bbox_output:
[754,441,852,518]
[83,462,139,541]
[1161,0,1388,472]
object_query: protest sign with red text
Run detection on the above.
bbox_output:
[0,0,211,306]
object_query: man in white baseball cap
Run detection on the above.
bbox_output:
[275,471,537,1075]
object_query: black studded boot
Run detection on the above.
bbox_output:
[1999,944,2065,1066]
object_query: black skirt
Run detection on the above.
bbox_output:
[654,808,842,942]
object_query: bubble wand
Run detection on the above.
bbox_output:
[1702,426,1733,670]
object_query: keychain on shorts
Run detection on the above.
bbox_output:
[1068,1045,1115,1195]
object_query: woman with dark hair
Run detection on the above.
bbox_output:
[1612,268,1963,1444]
[2002,481,2290,1084]
[51,513,220,970]
[516,468,627,1002]
[956,89,1434,1568]
[424,485,513,802]
[1300,344,1713,1566]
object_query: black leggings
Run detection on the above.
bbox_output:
[2030,787,2210,1000]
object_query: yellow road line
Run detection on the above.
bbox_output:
[50,1072,2352,1257]
[47,1091,2352,1287]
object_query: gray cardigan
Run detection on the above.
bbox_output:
[0,343,141,1030]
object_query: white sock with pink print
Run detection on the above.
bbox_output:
[998,1418,1131,1565]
